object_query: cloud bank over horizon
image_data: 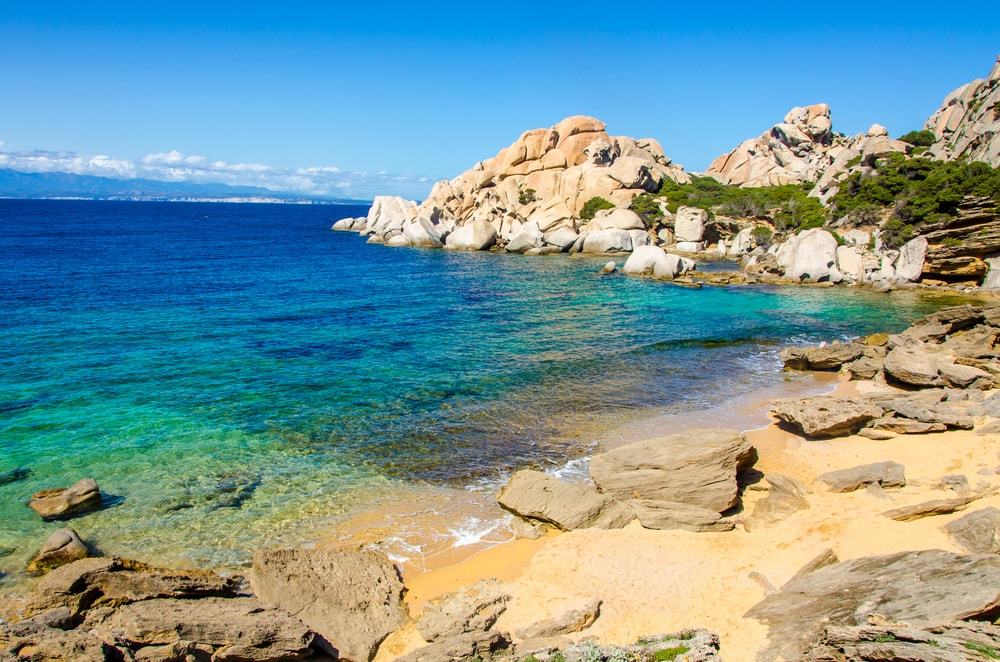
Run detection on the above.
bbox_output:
[0,142,435,200]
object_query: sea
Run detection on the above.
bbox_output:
[0,199,966,580]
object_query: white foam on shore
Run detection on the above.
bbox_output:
[448,515,508,547]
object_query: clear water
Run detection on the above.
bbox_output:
[0,200,966,576]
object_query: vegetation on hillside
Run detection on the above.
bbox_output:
[898,129,937,147]
[828,153,1000,247]
[579,196,615,220]
[654,176,826,230]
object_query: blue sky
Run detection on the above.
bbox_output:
[1,1,998,198]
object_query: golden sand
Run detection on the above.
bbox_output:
[384,376,1000,661]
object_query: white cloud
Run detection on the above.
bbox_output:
[0,144,434,199]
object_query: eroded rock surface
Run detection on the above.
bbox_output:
[746,550,1000,661]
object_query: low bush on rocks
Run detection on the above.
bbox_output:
[829,154,1000,247]
[628,193,663,228]
[655,176,825,230]
[898,129,937,147]
[580,196,615,220]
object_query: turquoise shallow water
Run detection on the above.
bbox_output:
[0,200,967,577]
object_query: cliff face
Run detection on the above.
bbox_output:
[926,56,1000,167]
[705,105,911,198]
[418,115,690,237]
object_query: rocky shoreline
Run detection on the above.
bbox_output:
[333,56,1000,297]
[4,304,1000,661]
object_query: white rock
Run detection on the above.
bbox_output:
[585,208,645,233]
[674,206,707,242]
[543,227,580,250]
[983,257,1000,290]
[444,220,498,251]
[674,241,705,253]
[385,234,409,247]
[332,217,363,231]
[841,229,871,246]
[505,221,543,253]
[786,229,842,283]
[728,228,754,256]
[654,253,695,280]
[402,217,445,248]
[365,196,418,239]
[836,245,864,280]
[657,228,674,245]
[623,245,673,276]
[895,236,928,282]
[582,229,633,254]
[628,229,651,249]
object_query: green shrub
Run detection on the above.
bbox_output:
[652,646,690,661]
[846,155,864,169]
[830,230,846,246]
[898,129,936,147]
[518,188,537,205]
[963,641,1000,659]
[751,225,773,246]
[656,176,823,230]
[580,196,615,220]
[828,154,1000,246]
[629,193,664,228]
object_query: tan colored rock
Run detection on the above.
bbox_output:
[92,597,316,661]
[515,599,602,639]
[674,206,707,242]
[26,528,89,575]
[816,462,906,493]
[746,550,1000,661]
[251,547,406,661]
[925,56,1000,167]
[771,397,883,438]
[589,429,756,512]
[496,470,634,531]
[882,495,982,521]
[29,479,102,521]
[631,499,735,532]
[417,580,509,642]
[944,507,1000,554]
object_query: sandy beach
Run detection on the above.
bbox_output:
[376,376,1000,661]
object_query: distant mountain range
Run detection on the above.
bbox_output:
[0,168,369,204]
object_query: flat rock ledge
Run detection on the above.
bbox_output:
[782,304,999,391]
[746,549,1000,661]
[2,546,410,662]
[497,429,756,533]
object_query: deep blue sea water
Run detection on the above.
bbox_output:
[0,200,967,574]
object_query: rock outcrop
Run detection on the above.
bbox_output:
[497,429,756,533]
[771,397,884,438]
[784,304,999,393]
[496,470,635,531]
[3,557,317,662]
[815,462,906,493]
[341,116,691,253]
[805,617,1000,661]
[944,507,1000,554]
[746,550,1000,661]
[925,55,1000,167]
[26,528,89,574]
[251,547,406,661]
[589,429,756,513]
[28,478,102,521]
[706,105,910,192]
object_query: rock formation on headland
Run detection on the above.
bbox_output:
[335,57,1000,294]
[334,115,691,255]
[705,104,910,195]
[926,55,1000,167]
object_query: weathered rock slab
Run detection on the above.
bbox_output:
[26,528,89,575]
[251,547,406,661]
[771,397,883,438]
[589,429,755,513]
[497,470,634,531]
[815,462,906,493]
[745,550,1000,661]
[944,507,1000,554]
[28,478,102,521]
